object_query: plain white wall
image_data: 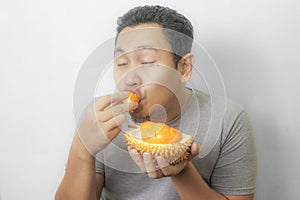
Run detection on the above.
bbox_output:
[0,0,299,199]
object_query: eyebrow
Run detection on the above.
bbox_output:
[114,45,158,55]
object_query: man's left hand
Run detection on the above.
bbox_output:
[128,142,200,179]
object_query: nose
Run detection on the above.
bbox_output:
[123,67,142,90]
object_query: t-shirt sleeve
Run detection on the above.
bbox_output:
[95,152,105,175]
[210,110,257,195]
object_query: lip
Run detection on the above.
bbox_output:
[125,89,142,101]
[124,89,143,113]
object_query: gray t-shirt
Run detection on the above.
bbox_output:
[95,89,257,199]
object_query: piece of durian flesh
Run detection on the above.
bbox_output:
[125,121,193,164]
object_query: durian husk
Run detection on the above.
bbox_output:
[125,128,194,165]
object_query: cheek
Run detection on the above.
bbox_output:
[113,68,118,81]
[113,69,124,89]
[141,69,181,95]
[143,85,173,104]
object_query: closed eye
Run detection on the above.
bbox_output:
[117,63,128,67]
[141,61,154,65]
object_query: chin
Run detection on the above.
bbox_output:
[129,111,150,124]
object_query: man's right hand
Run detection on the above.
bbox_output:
[77,92,138,156]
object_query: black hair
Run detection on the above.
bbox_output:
[116,5,194,67]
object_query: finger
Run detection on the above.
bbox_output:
[156,156,169,170]
[97,102,138,122]
[157,156,179,177]
[102,113,127,133]
[150,169,164,179]
[128,147,146,172]
[159,157,190,177]
[94,92,129,111]
[105,126,121,141]
[143,153,160,178]
[191,142,200,155]
[111,102,138,116]
[188,142,201,161]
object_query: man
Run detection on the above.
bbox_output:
[56,5,257,200]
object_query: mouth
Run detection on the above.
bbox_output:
[133,90,142,101]
[125,89,142,101]
[124,89,143,113]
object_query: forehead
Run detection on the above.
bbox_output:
[115,23,172,54]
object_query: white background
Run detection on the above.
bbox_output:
[0,0,299,199]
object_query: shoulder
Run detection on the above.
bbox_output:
[193,89,245,114]
[192,89,252,144]
[192,89,246,120]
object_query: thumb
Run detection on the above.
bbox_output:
[188,142,200,161]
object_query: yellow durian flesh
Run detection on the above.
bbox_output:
[125,126,193,164]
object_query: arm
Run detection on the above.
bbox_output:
[171,162,254,200]
[170,110,256,200]
[55,134,102,200]
[56,93,138,200]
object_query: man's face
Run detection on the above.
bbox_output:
[113,23,184,122]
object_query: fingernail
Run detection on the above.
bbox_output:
[143,153,150,160]
[130,149,137,154]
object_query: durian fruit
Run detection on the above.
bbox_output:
[127,92,140,112]
[127,92,140,103]
[125,121,193,164]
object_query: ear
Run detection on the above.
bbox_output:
[177,53,194,83]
